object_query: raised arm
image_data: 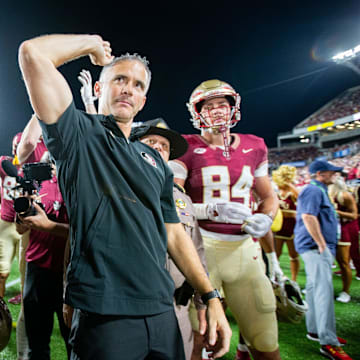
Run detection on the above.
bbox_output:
[18,34,113,124]
[78,69,98,114]
[17,114,42,164]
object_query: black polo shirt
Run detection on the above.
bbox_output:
[39,102,179,316]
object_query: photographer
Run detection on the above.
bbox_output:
[15,165,70,360]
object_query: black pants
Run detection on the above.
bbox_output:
[23,261,71,360]
[69,308,185,360]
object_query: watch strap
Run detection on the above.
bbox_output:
[201,289,221,304]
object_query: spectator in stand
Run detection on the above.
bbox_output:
[328,177,358,303]
[346,163,360,180]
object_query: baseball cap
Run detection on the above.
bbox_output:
[308,160,343,174]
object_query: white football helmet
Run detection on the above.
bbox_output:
[187,79,241,130]
[273,277,308,324]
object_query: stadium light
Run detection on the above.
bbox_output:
[331,44,360,76]
[332,44,360,63]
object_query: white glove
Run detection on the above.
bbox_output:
[207,202,252,224]
[242,213,273,238]
[266,252,284,283]
[78,69,97,105]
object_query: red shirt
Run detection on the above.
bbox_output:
[25,176,68,273]
[175,133,268,235]
[25,138,49,163]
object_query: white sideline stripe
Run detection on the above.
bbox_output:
[5,278,20,288]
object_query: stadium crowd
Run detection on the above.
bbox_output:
[295,86,360,128]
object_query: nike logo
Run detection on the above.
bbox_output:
[242,148,253,153]
[253,256,258,260]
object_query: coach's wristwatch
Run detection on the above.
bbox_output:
[201,289,222,304]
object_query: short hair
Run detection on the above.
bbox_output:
[99,53,152,94]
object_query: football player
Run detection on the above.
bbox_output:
[169,79,281,360]
[0,133,23,298]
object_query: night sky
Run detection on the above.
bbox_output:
[1,1,360,156]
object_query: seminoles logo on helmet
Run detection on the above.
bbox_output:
[186,79,241,130]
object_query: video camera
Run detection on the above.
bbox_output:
[1,160,52,217]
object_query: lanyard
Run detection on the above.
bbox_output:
[310,180,341,239]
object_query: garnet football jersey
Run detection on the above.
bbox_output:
[0,156,22,222]
[25,138,49,164]
[174,134,268,235]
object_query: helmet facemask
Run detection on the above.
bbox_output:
[187,80,241,160]
[273,277,308,324]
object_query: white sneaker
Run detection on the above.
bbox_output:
[349,260,355,270]
[302,288,306,295]
[336,291,351,303]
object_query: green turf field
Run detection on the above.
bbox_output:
[1,248,359,359]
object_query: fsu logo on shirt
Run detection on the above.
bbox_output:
[194,148,207,154]
[141,152,157,168]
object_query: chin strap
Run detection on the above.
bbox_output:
[219,126,231,160]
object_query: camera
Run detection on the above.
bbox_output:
[1,160,52,218]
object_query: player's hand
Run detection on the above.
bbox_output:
[204,298,232,359]
[242,213,273,238]
[78,70,97,105]
[207,202,252,224]
[89,36,114,66]
[266,251,284,283]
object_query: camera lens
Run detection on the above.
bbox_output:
[14,197,31,214]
